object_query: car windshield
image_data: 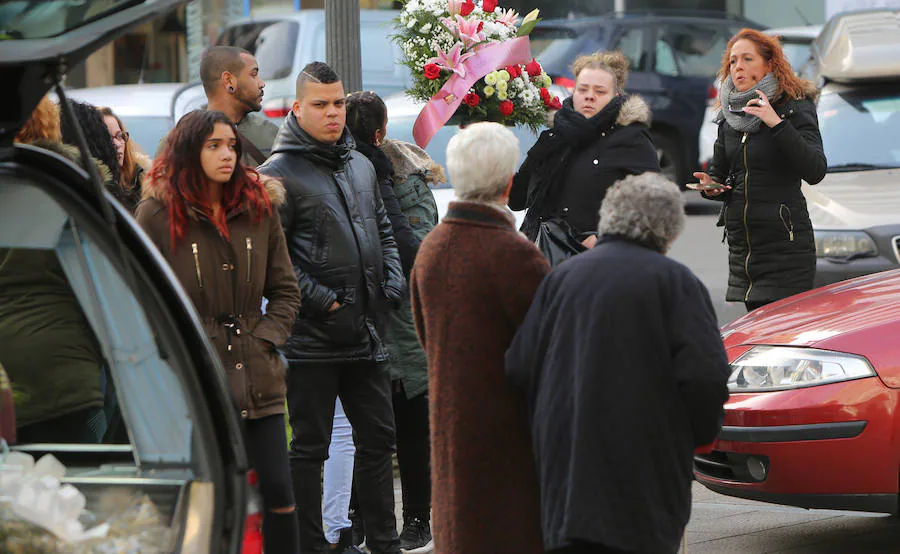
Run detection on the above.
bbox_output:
[0,0,135,39]
[218,20,299,81]
[533,26,606,77]
[117,115,173,155]
[819,87,900,171]
[781,39,813,73]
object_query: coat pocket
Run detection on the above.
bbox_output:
[318,286,366,346]
[312,209,331,265]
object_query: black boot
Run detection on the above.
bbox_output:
[398,516,432,554]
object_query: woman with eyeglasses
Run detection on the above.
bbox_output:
[691,29,826,312]
[100,107,151,213]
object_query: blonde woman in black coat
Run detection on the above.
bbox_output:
[510,51,660,248]
[693,28,826,311]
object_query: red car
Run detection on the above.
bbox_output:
[694,269,900,514]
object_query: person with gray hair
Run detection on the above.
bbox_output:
[410,122,550,554]
[506,172,730,554]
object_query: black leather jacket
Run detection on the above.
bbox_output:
[259,115,404,363]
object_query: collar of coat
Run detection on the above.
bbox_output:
[549,94,652,130]
[443,200,517,229]
[141,171,286,220]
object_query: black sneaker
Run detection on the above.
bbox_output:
[399,516,433,554]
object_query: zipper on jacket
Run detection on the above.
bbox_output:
[779,204,795,242]
[245,237,253,283]
[191,242,204,289]
[741,132,753,302]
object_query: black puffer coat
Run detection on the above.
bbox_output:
[706,94,826,304]
[510,95,660,240]
[258,115,404,363]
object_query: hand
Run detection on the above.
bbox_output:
[329,301,341,312]
[742,89,781,128]
[581,234,598,249]
[691,172,730,197]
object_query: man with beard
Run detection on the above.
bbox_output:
[156,46,277,165]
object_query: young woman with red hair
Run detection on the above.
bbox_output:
[692,28,826,311]
[136,109,302,553]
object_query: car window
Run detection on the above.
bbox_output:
[218,20,299,81]
[533,26,606,77]
[655,25,729,78]
[819,89,900,169]
[0,0,133,39]
[0,176,196,463]
[655,39,679,76]
[781,39,813,74]
[613,27,647,72]
[117,115,173,155]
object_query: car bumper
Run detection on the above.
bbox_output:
[694,377,900,513]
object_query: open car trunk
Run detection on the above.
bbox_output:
[1,1,249,551]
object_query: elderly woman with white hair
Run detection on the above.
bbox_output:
[506,173,731,554]
[410,122,550,554]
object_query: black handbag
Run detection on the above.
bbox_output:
[535,218,587,267]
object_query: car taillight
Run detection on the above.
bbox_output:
[262,97,292,119]
[242,470,264,554]
[553,76,575,94]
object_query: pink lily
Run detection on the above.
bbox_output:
[447,0,464,16]
[427,42,475,78]
[439,14,485,48]
[495,7,520,26]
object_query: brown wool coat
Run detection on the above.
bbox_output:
[135,178,301,420]
[410,201,550,554]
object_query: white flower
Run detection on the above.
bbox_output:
[497,80,508,92]
[407,19,416,29]
[420,23,432,33]
[483,85,496,97]
[497,90,508,101]
[484,72,498,85]
[497,69,510,82]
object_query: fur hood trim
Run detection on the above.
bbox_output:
[616,95,652,127]
[30,139,115,186]
[133,151,152,171]
[141,171,286,208]
[381,138,446,185]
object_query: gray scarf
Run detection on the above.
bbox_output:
[716,72,779,133]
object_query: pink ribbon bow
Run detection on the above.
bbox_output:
[413,36,532,148]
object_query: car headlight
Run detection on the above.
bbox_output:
[728,346,875,392]
[814,230,877,260]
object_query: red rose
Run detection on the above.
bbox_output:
[505,64,521,79]
[525,58,542,77]
[499,99,514,116]
[549,97,562,110]
[424,63,441,80]
[460,1,475,16]
[482,0,498,12]
[539,87,551,103]
[463,92,481,107]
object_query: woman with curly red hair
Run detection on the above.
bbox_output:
[692,28,826,311]
[136,109,302,554]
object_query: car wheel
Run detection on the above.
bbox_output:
[652,131,686,187]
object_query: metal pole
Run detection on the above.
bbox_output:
[614,0,626,15]
[325,0,362,94]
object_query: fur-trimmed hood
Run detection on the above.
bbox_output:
[615,94,652,127]
[381,138,447,186]
[141,172,286,208]
[29,139,115,187]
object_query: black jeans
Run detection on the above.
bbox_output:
[287,360,399,554]
[392,381,431,520]
[244,414,300,554]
